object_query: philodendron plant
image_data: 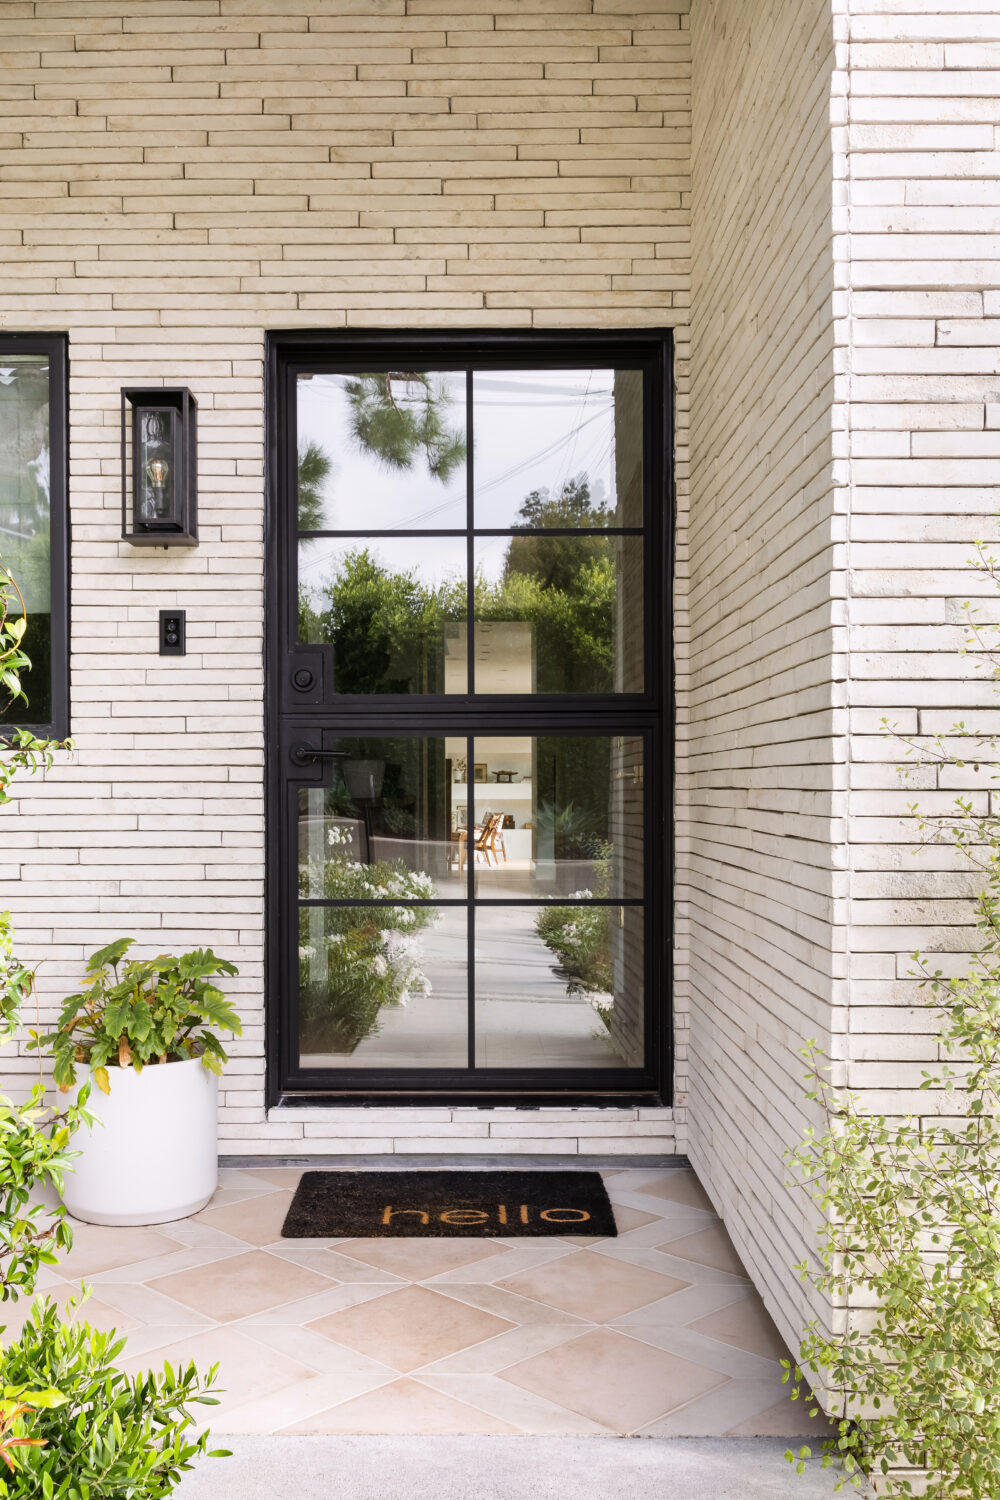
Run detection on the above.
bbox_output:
[29,940,241,1095]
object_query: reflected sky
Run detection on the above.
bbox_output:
[296,369,628,534]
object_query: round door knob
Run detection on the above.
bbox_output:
[291,666,315,692]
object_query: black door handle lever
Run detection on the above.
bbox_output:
[290,743,347,767]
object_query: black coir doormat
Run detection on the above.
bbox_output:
[281,1170,617,1239]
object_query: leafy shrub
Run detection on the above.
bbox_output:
[28,941,240,1095]
[0,558,227,1495]
[0,1299,225,1498]
[0,913,90,1307]
[785,536,1000,1498]
[0,563,82,1305]
[784,972,1000,1498]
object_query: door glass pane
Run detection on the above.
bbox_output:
[297,371,467,532]
[299,537,467,694]
[474,904,643,1068]
[473,369,643,529]
[298,736,464,898]
[0,355,51,725]
[474,535,643,694]
[298,904,467,1069]
[471,735,643,899]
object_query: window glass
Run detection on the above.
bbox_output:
[299,537,467,694]
[474,535,643,694]
[297,371,466,531]
[298,737,462,899]
[473,369,643,530]
[0,355,53,726]
[298,904,468,1069]
[470,735,643,900]
[474,905,644,1069]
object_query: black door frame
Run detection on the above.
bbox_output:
[265,329,674,1109]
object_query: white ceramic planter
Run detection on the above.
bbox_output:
[63,1057,218,1226]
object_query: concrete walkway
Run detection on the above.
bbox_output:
[176,1435,848,1499]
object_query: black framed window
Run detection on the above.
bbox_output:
[0,334,69,736]
[268,332,671,1104]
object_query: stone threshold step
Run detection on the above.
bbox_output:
[219,1153,691,1170]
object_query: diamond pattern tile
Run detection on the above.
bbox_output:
[47,1166,811,1438]
[502,1327,728,1432]
[280,1377,521,1435]
[497,1249,688,1322]
[658,1225,750,1277]
[194,1192,296,1247]
[633,1171,715,1212]
[336,1238,507,1280]
[688,1294,789,1361]
[148,1250,335,1322]
[308,1285,515,1372]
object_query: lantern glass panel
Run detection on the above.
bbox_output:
[136,406,180,529]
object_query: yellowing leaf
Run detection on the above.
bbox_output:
[94,1066,111,1095]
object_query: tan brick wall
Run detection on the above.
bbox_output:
[0,0,688,1156]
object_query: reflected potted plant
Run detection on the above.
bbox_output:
[29,939,240,1226]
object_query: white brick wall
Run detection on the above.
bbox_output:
[0,0,689,1158]
[840,5,1000,1119]
[684,0,1000,1371]
[684,0,842,1350]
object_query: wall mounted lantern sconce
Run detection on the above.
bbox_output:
[121,387,198,546]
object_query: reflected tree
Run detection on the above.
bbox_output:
[345,373,466,481]
[300,469,617,695]
[305,547,464,695]
[296,441,332,531]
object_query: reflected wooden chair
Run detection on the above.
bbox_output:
[481,811,507,865]
[455,811,507,873]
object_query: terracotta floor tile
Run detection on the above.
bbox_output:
[148,1249,335,1322]
[239,1168,306,1190]
[56,1223,179,1280]
[334,1238,506,1281]
[421,1373,613,1435]
[497,1249,687,1323]
[503,1327,728,1433]
[119,1325,313,1421]
[632,1171,716,1213]
[656,1224,750,1278]
[563,1202,659,1246]
[0,1287,139,1341]
[427,1281,586,1327]
[239,1281,392,1328]
[725,1389,834,1438]
[308,1285,514,1373]
[279,1377,520,1435]
[637,1375,803,1437]
[688,1294,790,1361]
[194,1192,295,1247]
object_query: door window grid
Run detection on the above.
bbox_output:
[272,336,668,1098]
[295,366,646,700]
